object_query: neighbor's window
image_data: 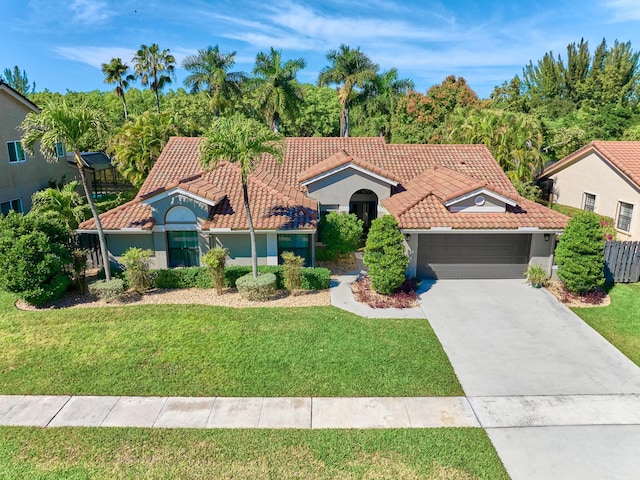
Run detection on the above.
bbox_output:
[583,193,596,212]
[617,202,634,232]
[0,198,23,215]
[7,141,26,163]
[55,142,65,158]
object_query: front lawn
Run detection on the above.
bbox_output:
[573,283,640,366]
[0,290,462,397]
[0,427,508,479]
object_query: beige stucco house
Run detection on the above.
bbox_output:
[0,80,73,213]
[542,141,640,241]
[79,136,567,279]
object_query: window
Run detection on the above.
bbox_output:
[617,202,634,232]
[7,141,26,163]
[1,198,23,215]
[55,142,65,158]
[167,231,200,267]
[278,234,311,265]
[583,193,596,212]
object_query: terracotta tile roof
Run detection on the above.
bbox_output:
[141,173,226,205]
[297,149,401,184]
[78,199,154,230]
[543,141,640,188]
[383,167,567,230]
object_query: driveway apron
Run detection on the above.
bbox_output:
[419,279,640,480]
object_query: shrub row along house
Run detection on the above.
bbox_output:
[78,136,568,279]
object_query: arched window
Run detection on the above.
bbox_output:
[166,205,197,224]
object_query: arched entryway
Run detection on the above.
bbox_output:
[349,189,378,232]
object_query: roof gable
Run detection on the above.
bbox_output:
[0,80,39,113]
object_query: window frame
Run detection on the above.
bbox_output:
[167,231,200,268]
[616,201,634,232]
[583,192,596,212]
[1,198,24,215]
[55,142,65,158]
[277,233,311,266]
[7,141,26,163]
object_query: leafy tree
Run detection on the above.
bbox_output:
[108,111,179,188]
[20,99,113,280]
[182,45,246,117]
[164,89,218,136]
[30,181,85,230]
[101,58,135,120]
[202,246,228,294]
[318,44,378,137]
[1,65,36,95]
[252,47,306,132]
[318,212,363,259]
[363,215,408,295]
[555,212,605,294]
[0,211,71,306]
[132,43,176,113]
[282,84,340,137]
[199,116,284,278]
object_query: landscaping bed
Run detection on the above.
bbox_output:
[545,280,610,308]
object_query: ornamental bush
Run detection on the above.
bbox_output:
[363,215,409,295]
[236,272,277,301]
[319,212,363,259]
[121,247,154,293]
[281,251,304,293]
[202,247,228,294]
[0,211,72,306]
[88,279,125,302]
[555,211,605,294]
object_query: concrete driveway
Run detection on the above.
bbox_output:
[420,279,640,479]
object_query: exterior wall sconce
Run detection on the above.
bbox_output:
[544,233,551,242]
[405,233,411,241]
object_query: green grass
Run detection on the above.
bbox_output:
[573,283,640,366]
[0,290,462,397]
[0,427,508,479]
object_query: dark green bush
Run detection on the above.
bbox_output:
[88,279,125,302]
[319,212,363,260]
[555,211,605,294]
[363,215,409,295]
[0,211,72,306]
[153,267,212,289]
[300,267,330,290]
[236,272,277,301]
[121,247,154,293]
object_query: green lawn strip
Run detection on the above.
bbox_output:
[0,290,462,397]
[572,283,640,366]
[0,427,508,479]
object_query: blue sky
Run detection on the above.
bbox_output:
[1,0,640,98]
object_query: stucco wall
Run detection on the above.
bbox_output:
[0,91,74,212]
[106,233,156,266]
[528,233,556,274]
[150,194,210,227]
[550,152,640,240]
[211,233,269,266]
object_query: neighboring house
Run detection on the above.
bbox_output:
[78,136,567,279]
[0,80,72,213]
[542,141,640,241]
[67,151,129,197]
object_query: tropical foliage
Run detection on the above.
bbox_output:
[30,181,85,230]
[132,43,176,113]
[1,65,36,95]
[363,215,408,295]
[101,57,135,120]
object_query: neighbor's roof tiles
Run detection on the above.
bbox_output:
[78,199,154,230]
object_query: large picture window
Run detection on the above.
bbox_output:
[7,141,26,163]
[0,198,23,215]
[617,202,634,232]
[278,234,311,265]
[167,231,200,267]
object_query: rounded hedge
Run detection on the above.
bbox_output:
[236,272,277,301]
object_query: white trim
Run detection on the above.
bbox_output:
[517,227,540,231]
[405,228,562,234]
[141,187,218,207]
[449,205,505,213]
[203,229,316,234]
[444,188,517,208]
[266,233,278,265]
[301,163,398,187]
[75,229,152,234]
[154,224,199,232]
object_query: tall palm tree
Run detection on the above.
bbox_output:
[252,48,306,133]
[182,45,246,117]
[318,44,378,137]
[101,57,135,120]
[20,99,112,280]
[199,117,284,278]
[132,43,176,113]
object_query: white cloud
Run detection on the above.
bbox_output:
[605,0,640,21]
[69,0,113,25]
[54,46,136,69]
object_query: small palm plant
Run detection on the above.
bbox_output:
[524,264,549,288]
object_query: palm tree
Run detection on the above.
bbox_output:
[199,116,284,278]
[132,43,176,113]
[101,58,135,120]
[252,48,306,133]
[30,181,85,230]
[318,44,378,137]
[20,99,112,280]
[182,45,246,117]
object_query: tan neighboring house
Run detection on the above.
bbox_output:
[542,141,640,241]
[0,80,72,214]
[79,137,568,279]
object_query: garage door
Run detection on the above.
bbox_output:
[417,233,531,279]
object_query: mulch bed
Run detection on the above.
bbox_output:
[544,280,610,308]
[351,275,419,309]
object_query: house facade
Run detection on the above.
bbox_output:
[0,80,73,213]
[79,136,567,279]
[542,141,640,241]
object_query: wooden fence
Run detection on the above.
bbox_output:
[604,241,640,283]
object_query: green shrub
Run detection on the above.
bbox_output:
[555,211,605,294]
[153,267,212,289]
[236,272,277,301]
[225,266,285,289]
[0,211,72,306]
[300,267,330,290]
[88,279,125,302]
[281,251,304,293]
[121,247,154,293]
[319,212,363,260]
[71,248,88,295]
[202,247,228,294]
[363,215,409,295]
